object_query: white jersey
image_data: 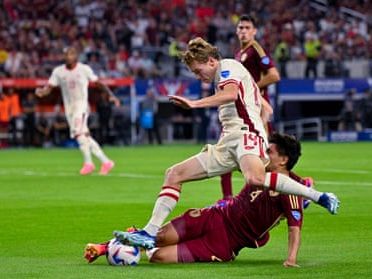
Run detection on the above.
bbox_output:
[214,59,266,139]
[48,62,98,115]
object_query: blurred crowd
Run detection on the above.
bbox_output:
[0,0,371,79]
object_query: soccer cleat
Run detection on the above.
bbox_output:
[99,160,115,175]
[317,193,340,214]
[84,243,108,263]
[303,177,314,209]
[80,163,95,175]
[113,229,155,249]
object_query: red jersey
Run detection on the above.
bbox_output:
[235,40,276,102]
[217,182,303,255]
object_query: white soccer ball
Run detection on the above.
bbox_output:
[106,238,141,266]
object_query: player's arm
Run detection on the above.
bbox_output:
[169,83,238,109]
[256,67,280,90]
[35,84,54,98]
[283,225,301,267]
[260,95,273,123]
[94,81,120,107]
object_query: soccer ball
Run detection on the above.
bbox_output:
[106,238,141,266]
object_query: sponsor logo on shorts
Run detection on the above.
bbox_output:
[291,210,301,221]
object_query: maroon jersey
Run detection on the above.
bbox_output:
[235,40,275,102]
[217,183,303,256]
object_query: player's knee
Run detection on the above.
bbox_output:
[164,165,183,184]
[246,174,265,187]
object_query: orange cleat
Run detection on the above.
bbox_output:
[84,243,108,263]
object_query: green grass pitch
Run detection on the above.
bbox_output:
[1,142,372,278]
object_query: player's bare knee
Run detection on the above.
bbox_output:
[164,166,183,185]
[246,175,265,187]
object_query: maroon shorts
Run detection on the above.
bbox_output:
[171,208,235,263]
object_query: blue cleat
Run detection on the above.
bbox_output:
[317,193,340,214]
[113,229,156,249]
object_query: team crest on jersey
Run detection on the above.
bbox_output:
[261,56,270,65]
[240,53,247,62]
[291,210,301,221]
[221,70,230,78]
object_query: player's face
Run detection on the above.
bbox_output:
[266,143,287,172]
[188,58,217,83]
[65,49,78,66]
[236,20,257,46]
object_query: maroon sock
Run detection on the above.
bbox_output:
[220,172,233,199]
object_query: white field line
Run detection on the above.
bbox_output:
[0,169,371,186]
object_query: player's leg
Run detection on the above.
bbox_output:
[78,113,114,175]
[84,241,109,263]
[114,154,209,248]
[156,222,180,247]
[148,245,178,263]
[219,172,233,200]
[88,136,115,175]
[69,112,94,174]
[239,154,340,214]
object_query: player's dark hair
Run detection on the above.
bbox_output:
[238,14,257,27]
[269,133,301,171]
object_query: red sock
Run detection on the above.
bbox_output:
[220,172,233,199]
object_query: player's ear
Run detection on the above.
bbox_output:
[280,155,289,168]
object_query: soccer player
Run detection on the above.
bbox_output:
[85,133,321,267]
[35,47,119,175]
[220,14,281,201]
[113,37,339,249]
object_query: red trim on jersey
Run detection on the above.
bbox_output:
[158,193,179,201]
[235,82,259,135]
[269,172,278,191]
[162,185,181,193]
[218,79,238,90]
[251,79,260,106]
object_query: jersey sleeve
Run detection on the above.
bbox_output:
[217,60,245,90]
[85,65,99,82]
[48,68,60,87]
[281,194,303,228]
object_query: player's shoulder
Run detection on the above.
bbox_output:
[221,58,245,71]
[250,40,267,57]
[77,62,91,70]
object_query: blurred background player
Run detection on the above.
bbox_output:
[112,37,339,250]
[219,14,280,201]
[85,133,321,267]
[35,47,120,175]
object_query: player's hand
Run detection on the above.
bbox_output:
[169,95,194,109]
[283,260,300,268]
[110,96,120,107]
[35,88,44,98]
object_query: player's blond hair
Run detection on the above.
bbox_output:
[181,37,220,66]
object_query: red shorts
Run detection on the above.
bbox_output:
[171,208,235,263]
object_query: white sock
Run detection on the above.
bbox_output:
[146,248,159,261]
[264,172,322,202]
[76,135,92,164]
[144,186,180,236]
[88,136,109,163]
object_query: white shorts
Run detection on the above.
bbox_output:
[195,129,269,177]
[66,111,89,138]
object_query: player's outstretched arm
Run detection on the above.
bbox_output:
[95,81,120,107]
[169,83,238,109]
[283,226,301,268]
[35,85,54,98]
